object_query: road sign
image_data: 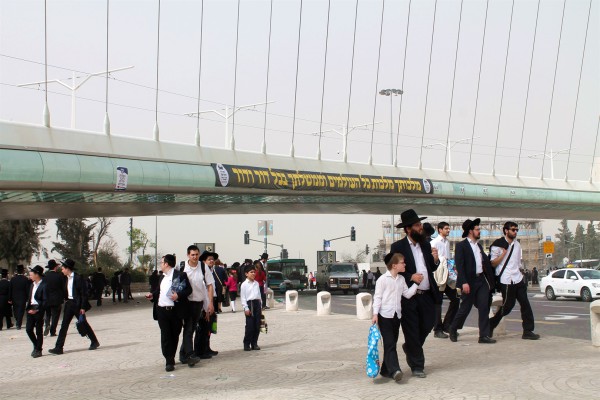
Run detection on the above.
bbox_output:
[317,251,336,267]
[195,242,215,253]
[545,253,553,259]
[543,241,555,254]
[257,220,273,236]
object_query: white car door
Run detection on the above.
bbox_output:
[564,270,580,297]
[552,270,567,295]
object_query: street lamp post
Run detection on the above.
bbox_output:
[310,122,381,162]
[528,148,570,180]
[422,136,480,172]
[565,240,583,262]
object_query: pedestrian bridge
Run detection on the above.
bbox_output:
[0,120,598,220]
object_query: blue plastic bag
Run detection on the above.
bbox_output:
[366,324,381,378]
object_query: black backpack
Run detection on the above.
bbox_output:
[179,261,207,284]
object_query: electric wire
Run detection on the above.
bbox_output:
[195,0,205,143]
[369,0,386,163]
[105,0,110,114]
[344,0,360,159]
[262,0,274,152]
[154,0,161,129]
[231,0,241,149]
[317,0,332,159]
[394,0,411,166]
[591,117,600,182]
[290,0,304,154]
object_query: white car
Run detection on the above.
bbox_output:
[540,268,600,302]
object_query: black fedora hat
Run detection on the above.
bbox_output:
[29,265,45,277]
[45,259,58,269]
[259,253,269,260]
[1,269,7,277]
[423,222,435,237]
[396,209,427,228]
[16,264,25,273]
[461,218,481,238]
[60,258,76,270]
[199,250,218,262]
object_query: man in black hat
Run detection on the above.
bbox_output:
[26,266,47,358]
[448,218,496,344]
[0,269,13,330]
[43,260,65,337]
[91,267,107,307]
[390,209,441,378]
[9,264,30,330]
[49,259,100,355]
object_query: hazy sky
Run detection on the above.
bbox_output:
[0,0,598,266]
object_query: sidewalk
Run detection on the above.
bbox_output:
[1,297,597,400]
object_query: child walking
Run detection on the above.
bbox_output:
[225,269,238,313]
[240,264,262,351]
[372,253,423,382]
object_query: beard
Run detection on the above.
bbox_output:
[409,229,427,244]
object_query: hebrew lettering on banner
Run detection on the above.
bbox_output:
[211,163,434,195]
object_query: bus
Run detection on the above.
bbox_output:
[266,259,308,290]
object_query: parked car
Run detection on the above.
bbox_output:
[267,271,294,294]
[539,268,600,302]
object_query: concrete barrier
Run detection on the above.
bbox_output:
[285,290,299,311]
[317,291,332,316]
[265,288,275,309]
[489,293,505,336]
[591,300,600,347]
[356,293,372,320]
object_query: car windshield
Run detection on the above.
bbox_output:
[578,270,600,280]
[330,264,356,273]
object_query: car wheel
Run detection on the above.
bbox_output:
[353,289,359,295]
[581,287,592,302]
[545,286,556,300]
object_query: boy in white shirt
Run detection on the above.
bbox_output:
[372,253,423,382]
[240,264,262,351]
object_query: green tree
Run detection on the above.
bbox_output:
[585,221,599,259]
[96,239,122,273]
[573,223,585,261]
[127,227,155,270]
[0,219,47,274]
[52,218,97,271]
[91,217,113,269]
[554,219,574,264]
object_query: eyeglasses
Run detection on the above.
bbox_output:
[510,228,519,232]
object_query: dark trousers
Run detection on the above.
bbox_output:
[13,301,26,328]
[0,306,12,329]
[378,313,402,377]
[244,299,261,348]
[112,287,121,302]
[179,301,203,360]
[400,291,435,372]
[55,300,98,349]
[490,279,534,332]
[44,304,62,335]
[157,306,182,366]
[450,275,491,338]
[122,285,131,302]
[434,286,459,333]
[259,286,266,307]
[195,314,210,357]
[26,309,45,351]
[94,288,104,306]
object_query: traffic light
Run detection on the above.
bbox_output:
[244,230,249,245]
[365,244,370,255]
[281,248,289,259]
[350,226,356,241]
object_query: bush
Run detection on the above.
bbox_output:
[130,268,148,283]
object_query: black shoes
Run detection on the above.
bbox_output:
[32,350,42,358]
[244,346,251,351]
[44,326,50,336]
[199,353,212,359]
[434,331,449,339]
[165,364,175,372]
[252,345,261,351]
[412,370,426,378]
[89,342,100,350]
[186,355,201,367]
[522,331,540,340]
[48,348,63,355]
[207,349,218,356]
[449,330,458,342]
[392,370,403,382]
[478,336,496,344]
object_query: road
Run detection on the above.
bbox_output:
[273,285,593,340]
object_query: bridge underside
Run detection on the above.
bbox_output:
[1,190,597,220]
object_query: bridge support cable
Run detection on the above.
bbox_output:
[344,0,360,163]
[317,0,332,161]
[443,0,464,172]
[417,0,438,170]
[467,0,490,174]
[262,0,274,154]
[394,0,412,168]
[104,0,111,136]
[540,0,567,180]
[369,0,386,165]
[43,0,50,127]
[195,0,205,147]
[231,0,241,151]
[565,0,593,181]
[591,117,600,183]
[290,0,304,158]
[516,0,542,179]
[153,0,162,142]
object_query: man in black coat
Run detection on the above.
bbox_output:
[449,218,496,344]
[91,267,107,307]
[390,209,440,378]
[121,268,132,303]
[146,254,192,372]
[43,260,65,337]
[0,269,13,330]
[9,264,30,330]
[49,259,100,355]
[25,265,48,358]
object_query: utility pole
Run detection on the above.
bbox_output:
[129,217,133,268]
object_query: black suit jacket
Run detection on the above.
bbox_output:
[151,268,192,320]
[455,238,495,291]
[0,279,11,316]
[64,273,91,311]
[9,275,31,304]
[44,270,65,306]
[26,280,48,311]
[390,237,442,304]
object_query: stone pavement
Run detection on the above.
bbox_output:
[1,296,598,400]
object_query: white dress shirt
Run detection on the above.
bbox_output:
[30,280,41,305]
[373,270,418,319]
[490,238,523,284]
[467,238,483,274]
[407,236,431,290]
[240,279,261,311]
[158,268,175,307]
[431,235,451,259]
[67,272,74,299]
[183,260,214,303]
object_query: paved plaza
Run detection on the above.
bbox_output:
[1,296,598,400]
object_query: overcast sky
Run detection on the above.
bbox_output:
[1,0,598,266]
